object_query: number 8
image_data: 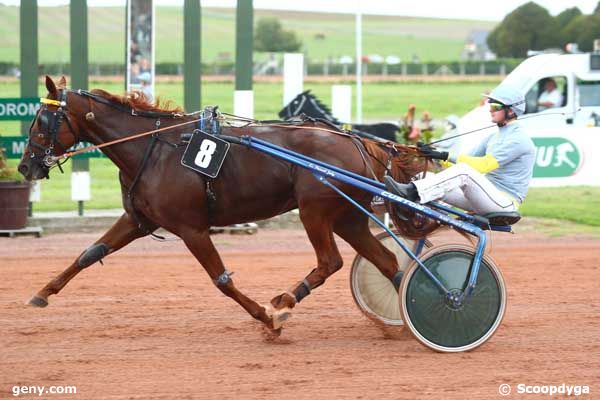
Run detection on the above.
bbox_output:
[194,139,217,168]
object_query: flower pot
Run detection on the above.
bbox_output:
[0,181,31,230]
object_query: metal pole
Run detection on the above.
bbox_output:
[70,0,88,91]
[234,0,254,118]
[355,0,362,123]
[20,0,38,136]
[235,0,253,91]
[184,0,201,111]
[71,0,90,216]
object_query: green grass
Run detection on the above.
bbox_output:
[520,187,600,227]
[0,6,495,63]
[16,159,122,211]
[0,79,497,137]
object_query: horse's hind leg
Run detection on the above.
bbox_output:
[179,228,275,329]
[333,209,399,282]
[27,213,149,307]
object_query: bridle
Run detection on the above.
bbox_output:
[28,89,79,177]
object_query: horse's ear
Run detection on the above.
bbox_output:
[57,76,67,89]
[45,76,57,95]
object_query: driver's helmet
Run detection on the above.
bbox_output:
[483,85,526,116]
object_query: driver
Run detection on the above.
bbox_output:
[384,84,536,216]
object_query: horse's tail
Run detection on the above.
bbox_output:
[363,140,439,240]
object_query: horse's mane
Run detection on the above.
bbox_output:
[90,89,183,114]
[303,91,338,122]
[362,140,425,183]
[363,140,439,239]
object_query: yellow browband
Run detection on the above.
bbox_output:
[40,97,65,107]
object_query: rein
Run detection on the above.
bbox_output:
[51,107,371,163]
[51,117,203,162]
[43,92,413,185]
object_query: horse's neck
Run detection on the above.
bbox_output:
[84,113,184,180]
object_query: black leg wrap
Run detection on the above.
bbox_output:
[77,243,110,269]
[294,279,311,303]
[214,270,234,286]
[392,271,404,291]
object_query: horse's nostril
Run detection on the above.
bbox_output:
[18,164,29,175]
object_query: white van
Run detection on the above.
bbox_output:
[440,52,600,187]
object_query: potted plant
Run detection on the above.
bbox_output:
[0,145,31,230]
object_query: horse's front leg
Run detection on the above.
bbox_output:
[179,228,276,334]
[268,206,344,329]
[27,213,149,307]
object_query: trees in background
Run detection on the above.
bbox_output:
[254,18,302,53]
[488,1,600,57]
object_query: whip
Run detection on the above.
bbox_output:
[428,109,580,147]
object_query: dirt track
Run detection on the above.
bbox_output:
[1,228,599,399]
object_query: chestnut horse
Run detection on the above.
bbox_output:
[19,76,431,338]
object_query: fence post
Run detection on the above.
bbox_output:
[71,0,90,216]
[283,53,304,106]
[234,0,253,117]
[20,0,38,136]
[184,0,202,112]
[331,85,352,122]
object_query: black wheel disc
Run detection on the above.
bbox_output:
[403,247,505,350]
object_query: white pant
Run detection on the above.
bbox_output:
[412,163,517,214]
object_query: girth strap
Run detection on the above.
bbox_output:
[125,131,165,239]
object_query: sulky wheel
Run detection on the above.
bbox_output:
[350,228,475,327]
[350,231,417,326]
[399,244,506,352]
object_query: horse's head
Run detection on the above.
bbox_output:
[279,90,311,119]
[18,76,84,180]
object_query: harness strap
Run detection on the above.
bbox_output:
[351,136,379,181]
[125,131,166,240]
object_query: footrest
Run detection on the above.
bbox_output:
[483,211,521,226]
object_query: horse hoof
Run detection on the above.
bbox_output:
[261,326,282,341]
[263,303,292,330]
[271,307,292,330]
[27,295,48,308]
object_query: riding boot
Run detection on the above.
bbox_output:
[383,176,419,202]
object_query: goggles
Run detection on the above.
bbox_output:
[488,102,507,112]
